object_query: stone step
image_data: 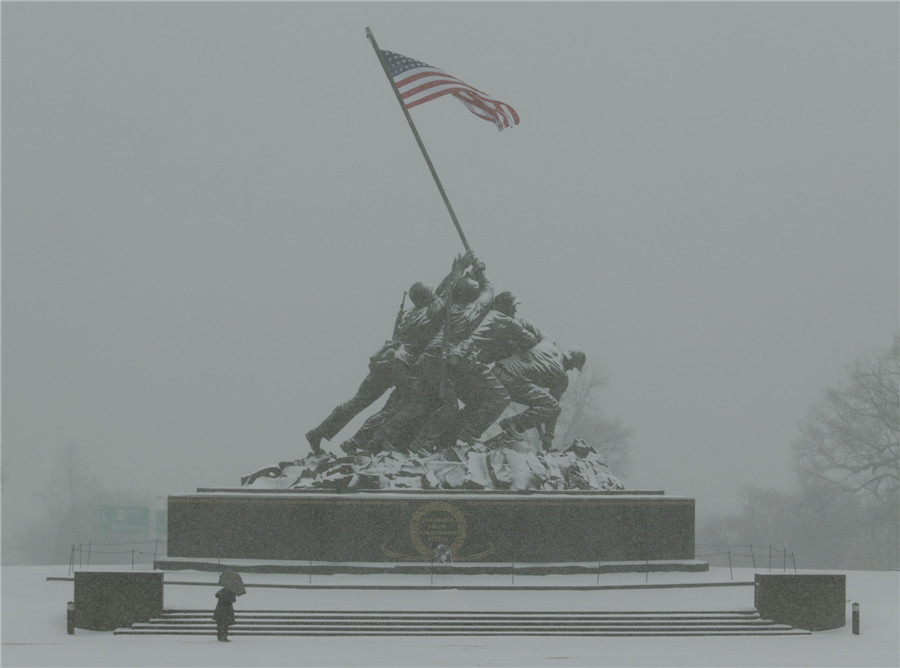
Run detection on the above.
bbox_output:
[117,629,810,637]
[130,619,781,627]
[114,609,811,637]
[153,609,763,618]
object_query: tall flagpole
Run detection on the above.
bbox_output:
[365,27,471,253]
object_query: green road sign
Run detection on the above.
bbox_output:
[98,505,150,534]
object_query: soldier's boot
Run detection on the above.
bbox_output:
[338,440,359,456]
[305,428,323,455]
[499,418,524,441]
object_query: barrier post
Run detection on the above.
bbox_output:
[852,602,860,634]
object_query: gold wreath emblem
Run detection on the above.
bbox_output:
[409,501,467,557]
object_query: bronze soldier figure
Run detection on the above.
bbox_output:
[446,291,541,444]
[358,258,493,453]
[305,252,474,454]
[492,340,586,450]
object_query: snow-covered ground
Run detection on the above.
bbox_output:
[2,565,897,667]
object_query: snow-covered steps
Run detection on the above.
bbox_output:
[115,609,812,637]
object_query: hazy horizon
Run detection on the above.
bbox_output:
[3,2,898,559]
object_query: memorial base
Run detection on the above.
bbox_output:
[166,489,696,566]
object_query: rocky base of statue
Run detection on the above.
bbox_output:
[241,438,624,492]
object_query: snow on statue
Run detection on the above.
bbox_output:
[243,253,624,492]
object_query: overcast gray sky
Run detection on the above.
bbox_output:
[3,2,898,544]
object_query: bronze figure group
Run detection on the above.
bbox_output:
[305,251,585,456]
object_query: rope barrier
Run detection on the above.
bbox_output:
[694,543,798,573]
[84,539,167,547]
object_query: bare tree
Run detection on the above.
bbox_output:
[34,443,94,526]
[695,335,900,571]
[793,334,899,503]
[14,443,157,565]
[555,364,633,476]
[698,483,895,570]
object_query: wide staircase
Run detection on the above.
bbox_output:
[115,608,811,637]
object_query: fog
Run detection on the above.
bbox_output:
[3,2,898,554]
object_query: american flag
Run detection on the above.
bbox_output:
[381,50,519,131]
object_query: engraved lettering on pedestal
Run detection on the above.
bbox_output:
[410,501,467,557]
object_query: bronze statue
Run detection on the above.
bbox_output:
[404,260,497,452]
[343,256,496,454]
[492,340,586,450]
[305,252,474,454]
[443,290,541,445]
[306,246,589,458]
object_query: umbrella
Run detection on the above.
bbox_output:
[218,569,246,596]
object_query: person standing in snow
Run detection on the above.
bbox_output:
[213,586,237,642]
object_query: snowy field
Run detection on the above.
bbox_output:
[2,565,897,668]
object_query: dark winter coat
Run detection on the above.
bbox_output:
[212,588,236,626]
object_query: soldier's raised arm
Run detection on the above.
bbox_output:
[435,251,475,297]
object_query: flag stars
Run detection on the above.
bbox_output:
[382,50,431,77]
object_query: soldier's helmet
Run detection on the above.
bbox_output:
[452,277,480,303]
[567,347,587,371]
[493,291,521,315]
[408,282,433,307]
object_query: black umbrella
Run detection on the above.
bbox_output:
[218,569,246,596]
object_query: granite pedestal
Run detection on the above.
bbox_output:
[165,489,695,564]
